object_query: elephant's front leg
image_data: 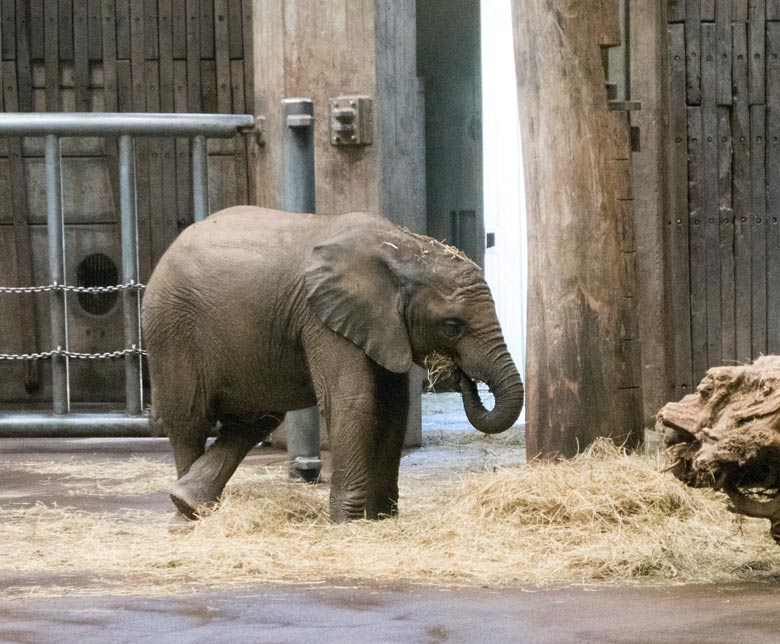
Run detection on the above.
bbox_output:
[309,337,410,522]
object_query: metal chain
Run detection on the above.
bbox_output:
[0,345,146,361]
[0,281,146,295]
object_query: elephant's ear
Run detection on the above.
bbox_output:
[304,221,413,373]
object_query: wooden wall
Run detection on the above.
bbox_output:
[666,1,780,400]
[0,0,255,404]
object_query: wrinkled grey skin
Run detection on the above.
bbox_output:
[142,206,523,522]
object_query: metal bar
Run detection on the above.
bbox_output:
[281,98,315,214]
[119,135,143,416]
[0,112,255,138]
[191,134,209,221]
[0,413,152,437]
[45,135,69,415]
[280,97,320,482]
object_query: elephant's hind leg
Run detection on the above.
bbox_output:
[169,412,284,519]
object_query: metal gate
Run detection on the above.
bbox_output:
[0,112,259,437]
[666,3,780,399]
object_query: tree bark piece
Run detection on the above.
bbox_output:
[657,355,780,543]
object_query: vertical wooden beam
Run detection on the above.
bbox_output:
[688,106,707,381]
[767,23,780,353]
[669,23,693,397]
[716,0,732,105]
[228,0,243,60]
[115,0,130,60]
[686,0,701,105]
[73,0,89,111]
[2,0,14,61]
[718,106,736,362]
[87,0,102,62]
[751,104,767,357]
[702,23,722,367]
[186,0,201,111]
[732,22,753,363]
[749,0,766,105]
[214,0,231,113]
[43,0,58,111]
[101,0,117,111]
[59,0,73,62]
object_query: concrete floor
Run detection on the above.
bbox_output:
[1,396,778,643]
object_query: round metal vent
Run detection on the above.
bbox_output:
[76,253,119,316]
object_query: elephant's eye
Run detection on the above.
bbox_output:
[441,319,464,339]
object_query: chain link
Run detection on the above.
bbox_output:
[0,345,146,362]
[0,281,146,295]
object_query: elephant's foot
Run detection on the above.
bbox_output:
[169,479,214,520]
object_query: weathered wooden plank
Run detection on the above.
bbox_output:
[686,0,702,105]
[241,0,255,203]
[669,24,693,395]
[702,23,722,366]
[751,104,767,357]
[718,109,737,363]
[668,0,685,22]
[749,0,766,105]
[172,0,187,59]
[158,0,174,112]
[116,59,131,111]
[702,0,715,20]
[29,0,43,60]
[2,0,14,60]
[73,0,89,111]
[734,0,749,20]
[214,0,231,113]
[688,107,708,380]
[228,0,243,59]
[101,0,117,111]
[733,22,753,363]
[769,0,780,18]
[716,0,732,105]
[201,59,217,113]
[43,0,58,111]
[174,60,192,230]
[115,0,130,60]
[186,0,201,111]
[200,0,214,59]
[767,22,780,353]
[14,0,31,110]
[130,0,145,111]
[58,0,73,61]
[87,0,102,62]
[144,0,158,60]
[232,61,248,205]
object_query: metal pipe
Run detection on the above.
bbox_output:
[119,135,143,416]
[0,413,153,438]
[281,98,316,214]
[191,135,209,222]
[45,135,69,415]
[0,112,255,138]
[280,97,321,483]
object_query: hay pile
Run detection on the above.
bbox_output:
[1,439,779,598]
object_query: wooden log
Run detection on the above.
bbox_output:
[512,0,643,458]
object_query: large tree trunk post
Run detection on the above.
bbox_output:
[511,0,643,458]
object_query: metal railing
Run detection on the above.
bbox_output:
[0,112,259,437]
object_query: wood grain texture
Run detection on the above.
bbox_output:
[767,23,780,353]
[513,0,643,457]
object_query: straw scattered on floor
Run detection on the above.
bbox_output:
[1,439,779,598]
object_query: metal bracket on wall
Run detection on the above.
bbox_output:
[329,95,373,146]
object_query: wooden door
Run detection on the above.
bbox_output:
[666,1,780,399]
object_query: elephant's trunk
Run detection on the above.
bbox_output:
[460,349,524,435]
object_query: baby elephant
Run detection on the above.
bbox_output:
[142,206,523,521]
